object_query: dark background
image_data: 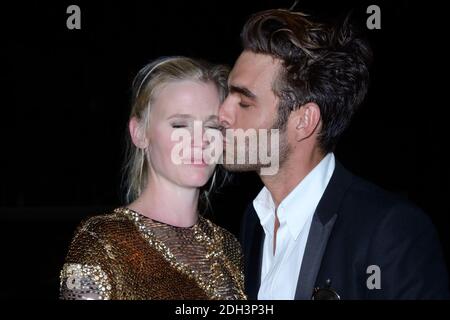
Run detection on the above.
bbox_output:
[0,0,448,299]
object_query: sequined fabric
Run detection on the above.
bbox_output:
[59,207,246,300]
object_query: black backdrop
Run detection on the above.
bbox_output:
[1,0,449,299]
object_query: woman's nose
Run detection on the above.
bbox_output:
[191,127,209,149]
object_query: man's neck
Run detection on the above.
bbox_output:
[260,150,326,208]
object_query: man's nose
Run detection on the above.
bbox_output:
[218,95,235,129]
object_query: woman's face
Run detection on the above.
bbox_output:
[145,80,221,189]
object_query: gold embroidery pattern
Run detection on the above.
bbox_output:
[60,263,112,300]
[118,207,246,300]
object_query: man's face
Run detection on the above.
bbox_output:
[220,50,280,130]
[219,51,290,173]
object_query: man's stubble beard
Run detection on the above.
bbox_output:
[221,119,291,174]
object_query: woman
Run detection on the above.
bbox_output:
[59,57,246,300]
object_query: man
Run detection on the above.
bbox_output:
[218,8,449,299]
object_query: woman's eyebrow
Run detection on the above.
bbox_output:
[205,115,219,121]
[167,114,219,121]
[167,114,194,120]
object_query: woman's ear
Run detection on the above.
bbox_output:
[292,102,321,142]
[129,116,148,149]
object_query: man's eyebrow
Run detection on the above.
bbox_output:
[229,85,257,100]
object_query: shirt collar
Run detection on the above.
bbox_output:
[253,153,336,240]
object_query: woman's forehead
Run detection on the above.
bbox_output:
[152,80,220,118]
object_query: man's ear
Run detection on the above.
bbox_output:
[129,116,149,149]
[292,102,321,142]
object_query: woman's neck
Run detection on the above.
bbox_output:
[127,176,200,228]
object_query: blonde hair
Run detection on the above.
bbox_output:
[122,56,229,205]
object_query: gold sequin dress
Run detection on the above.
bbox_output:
[59,207,246,300]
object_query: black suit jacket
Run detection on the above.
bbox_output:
[241,160,450,299]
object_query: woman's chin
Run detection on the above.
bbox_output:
[179,167,214,187]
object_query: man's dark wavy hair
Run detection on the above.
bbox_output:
[241,9,373,153]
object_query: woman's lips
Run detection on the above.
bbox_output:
[185,157,209,167]
[189,162,208,167]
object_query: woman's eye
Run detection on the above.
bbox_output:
[206,125,222,131]
[171,124,187,128]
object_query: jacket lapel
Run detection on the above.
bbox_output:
[294,213,337,299]
[294,160,354,299]
[245,219,264,300]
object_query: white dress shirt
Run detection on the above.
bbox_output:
[253,153,336,300]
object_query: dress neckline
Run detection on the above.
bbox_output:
[120,207,200,230]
